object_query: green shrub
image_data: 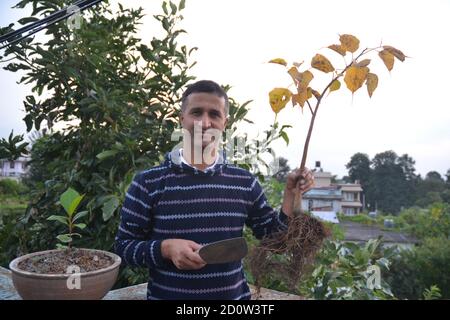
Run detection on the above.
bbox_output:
[0,179,28,196]
[300,239,396,300]
[339,213,378,226]
[386,237,450,299]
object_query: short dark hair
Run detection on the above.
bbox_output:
[180,80,229,116]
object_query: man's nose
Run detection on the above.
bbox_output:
[201,114,212,128]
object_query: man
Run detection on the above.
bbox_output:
[115,80,314,300]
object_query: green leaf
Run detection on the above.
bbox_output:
[47,215,69,226]
[102,196,120,221]
[96,149,118,161]
[18,17,40,25]
[162,18,170,31]
[69,233,82,238]
[162,2,168,15]
[57,234,72,243]
[73,210,88,223]
[179,0,186,10]
[60,188,84,218]
[279,131,289,145]
[376,257,390,270]
[170,1,177,14]
[73,223,87,230]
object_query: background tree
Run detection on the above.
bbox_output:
[396,153,418,207]
[371,151,409,214]
[0,130,29,161]
[415,171,446,207]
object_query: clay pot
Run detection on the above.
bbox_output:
[9,248,121,300]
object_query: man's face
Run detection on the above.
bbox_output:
[180,92,228,149]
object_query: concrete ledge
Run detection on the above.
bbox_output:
[0,267,21,300]
[104,282,302,300]
[1,266,301,300]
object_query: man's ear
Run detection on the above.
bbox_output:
[224,116,229,128]
[179,112,184,126]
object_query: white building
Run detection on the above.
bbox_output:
[0,157,30,181]
[301,161,364,215]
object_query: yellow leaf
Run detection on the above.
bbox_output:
[379,50,395,71]
[328,44,346,56]
[329,79,341,93]
[356,59,371,67]
[339,34,360,53]
[311,54,335,73]
[366,73,378,98]
[344,66,369,93]
[288,67,314,86]
[307,87,313,99]
[383,46,406,62]
[292,93,306,108]
[300,70,314,86]
[269,58,287,66]
[269,88,292,113]
[291,94,298,107]
[288,66,302,82]
[293,82,310,108]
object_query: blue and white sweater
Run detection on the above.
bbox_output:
[115,149,289,300]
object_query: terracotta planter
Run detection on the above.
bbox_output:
[9,248,121,300]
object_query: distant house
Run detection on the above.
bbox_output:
[302,186,342,212]
[340,183,363,215]
[301,161,363,215]
[0,157,30,181]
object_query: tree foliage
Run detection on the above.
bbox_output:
[345,150,449,213]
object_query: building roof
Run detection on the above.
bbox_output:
[340,184,363,192]
[303,187,341,200]
[0,156,30,162]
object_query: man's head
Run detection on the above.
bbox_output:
[181,80,229,116]
[180,80,229,152]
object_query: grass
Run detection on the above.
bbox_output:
[0,195,28,211]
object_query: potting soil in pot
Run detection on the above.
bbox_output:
[17,249,114,274]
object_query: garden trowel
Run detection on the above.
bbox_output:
[198,237,248,264]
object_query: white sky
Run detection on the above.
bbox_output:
[1,0,449,178]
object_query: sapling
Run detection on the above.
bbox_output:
[250,34,407,294]
[47,187,88,249]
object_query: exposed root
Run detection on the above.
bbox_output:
[249,213,330,294]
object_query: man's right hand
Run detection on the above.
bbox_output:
[161,239,206,270]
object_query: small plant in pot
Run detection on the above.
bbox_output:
[9,188,121,300]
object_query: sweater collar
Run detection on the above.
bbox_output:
[164,147,227,176]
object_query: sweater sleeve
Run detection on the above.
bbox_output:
[114,173,166,269]
[245,177,290,240]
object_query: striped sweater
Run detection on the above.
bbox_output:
[114,148,289,300]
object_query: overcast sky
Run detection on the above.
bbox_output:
[1,0,449,178]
